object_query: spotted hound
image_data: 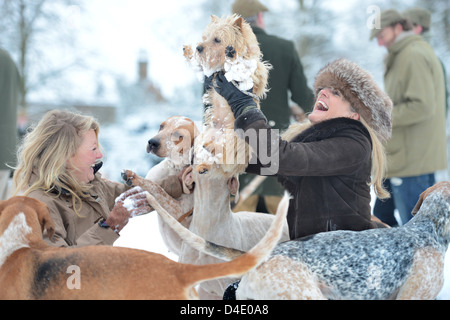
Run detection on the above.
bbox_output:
[228,181,450,300]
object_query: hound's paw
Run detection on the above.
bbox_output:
[196,164,210,175]
[121,170,137,186]
[183,45,193,60]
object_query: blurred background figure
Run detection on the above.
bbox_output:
[371,9,447,225]
[231,0,314,214]
[0,48,20,200]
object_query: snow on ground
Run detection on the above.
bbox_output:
[114,212,178,261]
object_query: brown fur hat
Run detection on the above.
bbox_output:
[314,58,393,142]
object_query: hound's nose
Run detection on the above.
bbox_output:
[196,45,204,54]
[147,138,160,153]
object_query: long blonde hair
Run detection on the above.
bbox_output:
[12,110,101,215]
[281,117,390,200]
[360,117,390,199]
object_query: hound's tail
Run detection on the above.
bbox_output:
[145,191,289,284]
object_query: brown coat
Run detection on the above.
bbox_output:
[28,172,182,247]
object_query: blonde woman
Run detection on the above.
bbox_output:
[207,58,393,239]
[12,110,183,247]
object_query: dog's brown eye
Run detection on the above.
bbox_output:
[214,37,221,44]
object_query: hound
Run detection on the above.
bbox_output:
[167,126,289,300]
[0,193,287,300]
[228,181,450,300]
[123,115,198,255]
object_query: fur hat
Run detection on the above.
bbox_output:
[314,58,393,142]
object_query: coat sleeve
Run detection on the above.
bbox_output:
[236,109,371,177]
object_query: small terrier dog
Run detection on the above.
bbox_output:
[184,14,271,134]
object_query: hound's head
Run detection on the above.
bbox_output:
[147,116,198,166]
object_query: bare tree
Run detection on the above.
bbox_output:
[0,0,84,111]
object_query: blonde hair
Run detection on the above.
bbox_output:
[281,117,390,200]
[12,110,101,216]
[359,117,390,199]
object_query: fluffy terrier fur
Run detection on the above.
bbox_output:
[184,14,271,173]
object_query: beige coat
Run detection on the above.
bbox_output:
[29,172,182,247]
[384,33,447,178]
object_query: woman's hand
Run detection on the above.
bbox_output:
[105,186,151,233]
[205,72,257,118]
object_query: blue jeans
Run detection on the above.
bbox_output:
[390,173,435,225]
[373,179,398,227]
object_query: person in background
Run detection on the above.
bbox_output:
[0,48,20,201]
[403,7,448,116]
[207,58,393,240]
[231,0,314,214]
[370,9,447,225]
[12,110,184,247]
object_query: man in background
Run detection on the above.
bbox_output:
[0,48,20,200]
[232,0,314,214]
[370,9,447,225]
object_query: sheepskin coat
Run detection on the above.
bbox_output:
[236,111,382,239]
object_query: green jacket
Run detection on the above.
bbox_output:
[384,33,447,178]
[252,26,314,130]
[0,49,20,171]
[241,26,314,197]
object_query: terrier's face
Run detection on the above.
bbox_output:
[191,15,260,77]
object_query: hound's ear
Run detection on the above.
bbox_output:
[36,201,55,241]
[181,165,195,194]
[0,200,6,215]
[227,176,239,196]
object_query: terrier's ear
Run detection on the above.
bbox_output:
[211,15,219,22]
[233,16,244,31]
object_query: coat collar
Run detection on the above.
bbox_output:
[48,162,103,196]
[250,25,265,36]
[292,118,371,145]
[385,33,422,72]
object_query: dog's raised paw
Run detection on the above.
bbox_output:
[121,170,135,186]
[183,45,193,60]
